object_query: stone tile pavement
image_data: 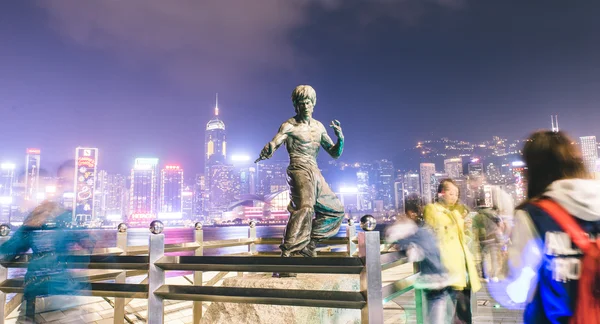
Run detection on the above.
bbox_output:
[5,264,523,324]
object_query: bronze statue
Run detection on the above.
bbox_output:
[255,85,345,277]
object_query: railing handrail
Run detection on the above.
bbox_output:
[0,221,423,324]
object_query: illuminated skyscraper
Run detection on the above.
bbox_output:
[420,163,436,205]
[356,169,371,211]
[209,164,238,216]
[182,185,194,219]
[94,170,108,220]
[403,171,420,196]
[129,158,159,223]
[160,165,184,219]
[468,158,484,178]
[0,163,16,198]
[193,174,207,218]
[511,161,528,204]
[444,157,463,179]
[205,94,227,177]
[105,174,127,221]
[239,166,257,196]
[580,136,598,175]
[0,163,16,222]
[73,147,99,224]
[374,159,395,210]
[257,161,288,195]
[24,148,41,200]
[394,181,405,213]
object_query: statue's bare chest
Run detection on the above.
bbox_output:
[289,123,321,144]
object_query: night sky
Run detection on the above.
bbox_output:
[1,1,599,175]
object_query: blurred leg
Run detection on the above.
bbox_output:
[453,289,472,324]
[426,288,454,324]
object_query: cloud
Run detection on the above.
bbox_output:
[37,0,465,90]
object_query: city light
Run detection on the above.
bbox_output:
[164,165,181,170]
[231,155,251,162]
[0,163,15,170]
[135,158,159,167]
[26,148,41,154]
[0,196,12,205]
[512,161,525,167]
[339,187,359,193]
[45,185,57,193]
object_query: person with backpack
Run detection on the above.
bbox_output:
[506,130,600,324]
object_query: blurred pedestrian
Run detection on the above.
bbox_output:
[424,179,481,324]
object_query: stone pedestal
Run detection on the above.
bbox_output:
[201,273,361,324]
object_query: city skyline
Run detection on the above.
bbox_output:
[2,1,600,174]
[0,121,597,177]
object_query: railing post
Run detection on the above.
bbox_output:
[358,228,383,324]
[114,223,128,324]
[0,224,10,324]
[193,222,204,324]
[147,221,165,324]
[248,220,257,255]
[346,219,357,256]
[413,262,426,324]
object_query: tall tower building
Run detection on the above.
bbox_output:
[129,158,159,223]
[182,185,194,219]
[105,173,127,221]
[420,163,436,205]
[394,181,405,213]
[73,147,99,224]
[374,159,395,210]
[0,163,16,198]
[193,174,207,219]
[160,165,184,218]
[403,171,420,196]
[209,164,239,217]
[94,170,108,220]
[205,94,227,177]
[444,157,463,179]
[356,169,371,211]
[24,148,41,200]
[580,136,598,175]
[0,163,16,223]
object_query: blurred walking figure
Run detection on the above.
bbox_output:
[473,186,513,282]
[506,130,600,323]
[386,194,453,324]
[424,179,481,324]
[0,161,96,323]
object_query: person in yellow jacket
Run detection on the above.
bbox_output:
[424,178,481,324]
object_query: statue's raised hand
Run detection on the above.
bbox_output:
[255,143,274,163]
[330,120,343,138]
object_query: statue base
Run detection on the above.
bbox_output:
[201,273,361,324]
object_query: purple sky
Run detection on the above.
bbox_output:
[1,0,599,175]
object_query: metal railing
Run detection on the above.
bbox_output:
[0,221,424,324]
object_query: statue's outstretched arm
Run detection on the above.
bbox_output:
[255,122,292,163]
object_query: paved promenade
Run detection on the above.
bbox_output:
[5,264,523,324]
